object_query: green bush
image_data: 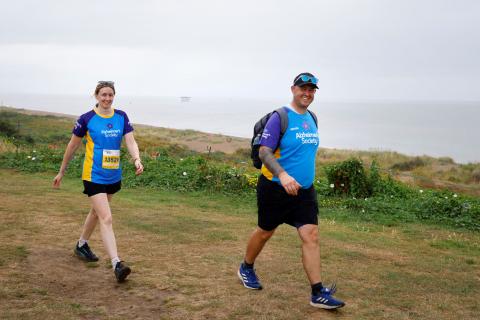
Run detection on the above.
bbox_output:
[0,146,253,194]
[0,120,18,137]
[339,188,480,231]
[324,158,370,197]
[122,154,251,194]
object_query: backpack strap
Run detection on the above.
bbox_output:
[307,109,318,128]
[272,107,289,152]
[275,107,289,136]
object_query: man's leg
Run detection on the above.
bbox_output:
[238,226,275,290]
[244,226,275,264]
[297,224,321,284]
[298,224,345,309]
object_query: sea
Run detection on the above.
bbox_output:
[1,94,479,164]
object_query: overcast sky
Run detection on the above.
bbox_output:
[1,0,479,101]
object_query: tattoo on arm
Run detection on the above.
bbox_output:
[259,146,284,177]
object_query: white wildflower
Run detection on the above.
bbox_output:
[364,198,368,201]
[329,184,334,188]
[32,157,36,160]
[180,158,184,161]
[453,194,458,198]
[361,209,365,213]
[419,190,424,193]
[27,156,31,159]
[182,171,187,176]
[33,150,36,153]
[445,196,448,199]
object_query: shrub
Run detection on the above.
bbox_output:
[0,120,18,137]
[438,157,455,165]
[324,158,370,197]
[391,157,426,171]
[472,169,480,184]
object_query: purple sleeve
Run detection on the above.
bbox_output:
[259,112,281,150]
[122,112,134,135]
[72,115,88,137]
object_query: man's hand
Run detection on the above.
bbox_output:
[278,172,301,196]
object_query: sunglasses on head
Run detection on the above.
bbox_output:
[295,75,318,85]
[97,81,115,86]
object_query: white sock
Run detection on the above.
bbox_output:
[111,257,121,269]
[78,238,87,247]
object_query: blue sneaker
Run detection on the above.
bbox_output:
[237,263,263,290]
[310,283,345,309]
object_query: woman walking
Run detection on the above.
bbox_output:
[53,81,143,282]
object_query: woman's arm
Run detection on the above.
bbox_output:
[53,134,83,188]
[124,132,144,176]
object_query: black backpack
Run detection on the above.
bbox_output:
[250,107,318,169]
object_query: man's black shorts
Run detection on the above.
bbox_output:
[257,174,318,231]
[83,180,121,197]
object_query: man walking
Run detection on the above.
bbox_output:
[238,72,345,309]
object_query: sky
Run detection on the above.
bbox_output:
[1,0,479,101]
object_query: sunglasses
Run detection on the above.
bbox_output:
[97,81,115,86]
[295,75,318,85]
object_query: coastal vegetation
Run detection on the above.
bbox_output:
[1,107,479,231]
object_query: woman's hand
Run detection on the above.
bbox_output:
[53,172,64,188]
[134,158,144,176]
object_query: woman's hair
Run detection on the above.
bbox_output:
[94,81,116,95]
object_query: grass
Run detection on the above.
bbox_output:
[0,245,29,266]
[0,169,479,319]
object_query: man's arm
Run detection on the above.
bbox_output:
[259,146,301,196]
[259,145,284,177]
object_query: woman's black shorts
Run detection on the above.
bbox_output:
[256,174,319,231]
[83,180,121,197]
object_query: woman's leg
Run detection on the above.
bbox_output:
[88,193,118,260]
[80,194,113,241]
[80,207,98,241]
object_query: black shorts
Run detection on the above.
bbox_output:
[82,180,121,197]
[257,174,318,231]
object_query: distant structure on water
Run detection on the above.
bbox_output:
[180,96,191,102]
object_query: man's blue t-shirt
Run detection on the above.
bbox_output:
[260,106,319,188]
[72,108,134,184]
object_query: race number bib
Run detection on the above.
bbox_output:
[102,149,120,169]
